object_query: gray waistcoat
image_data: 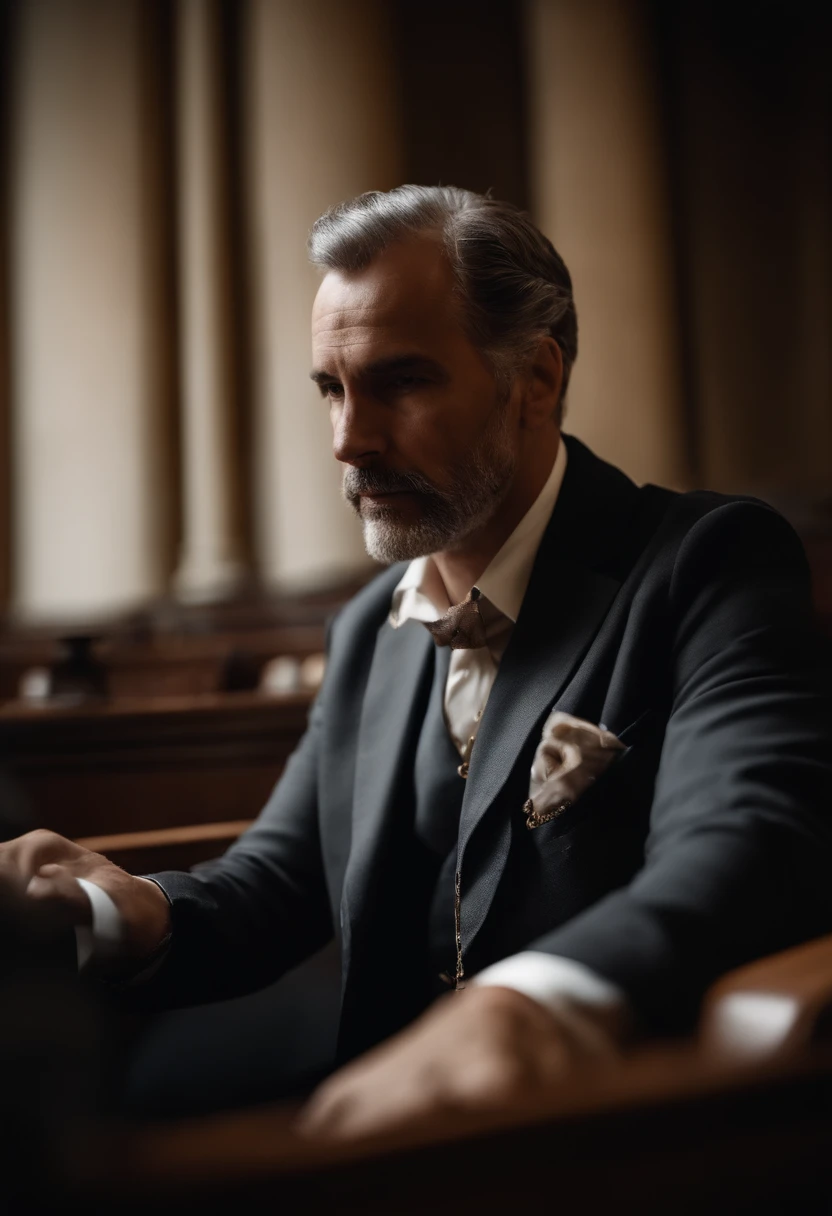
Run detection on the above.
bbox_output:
[412,644,467,995]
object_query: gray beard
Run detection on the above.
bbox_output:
[344,411,516,564]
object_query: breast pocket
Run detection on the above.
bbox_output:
[525,708,661,849]
[526,743,634,845]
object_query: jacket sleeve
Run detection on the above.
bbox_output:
[529,501,832,1033]
[130,690,333,1010]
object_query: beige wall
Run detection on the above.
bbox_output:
[174,0,248,602]
[6,0,402,620]
[527,0,688,490]
[10,0,168,622]
[245,0,400,589]
[5,0,826,624]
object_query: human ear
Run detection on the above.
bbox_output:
[520,337,563,429]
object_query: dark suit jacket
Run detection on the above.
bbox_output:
[145,436,832,1056]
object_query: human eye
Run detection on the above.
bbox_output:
[318,380,344,400]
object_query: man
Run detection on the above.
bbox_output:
[3,186,831,1140]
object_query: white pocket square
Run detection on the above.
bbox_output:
[524,712,626,829]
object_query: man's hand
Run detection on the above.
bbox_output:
[0,829,170,963]
[297,984,581,1142]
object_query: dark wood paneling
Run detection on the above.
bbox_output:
[391,0,529,208]
[0,692,310,839]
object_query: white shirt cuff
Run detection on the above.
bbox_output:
[472,951,632,1055]
[74,878,125,970]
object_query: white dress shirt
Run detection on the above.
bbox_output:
[390,438,568,758]
[75,440,629,1049]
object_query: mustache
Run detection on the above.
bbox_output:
[342,466,440,504]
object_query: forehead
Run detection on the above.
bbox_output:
[311,236,466,368]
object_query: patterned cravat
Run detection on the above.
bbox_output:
[424,589,488,650]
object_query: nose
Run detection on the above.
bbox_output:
[331,390,386,467]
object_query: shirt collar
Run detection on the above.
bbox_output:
[390,439,568,628]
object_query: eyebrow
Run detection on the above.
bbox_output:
[309,354,449,386]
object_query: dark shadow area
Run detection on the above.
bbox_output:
[120,941,341,1120]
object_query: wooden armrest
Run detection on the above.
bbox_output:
[75,820,252,873]
[84,1043,832,1211]
[699,934,832,1063]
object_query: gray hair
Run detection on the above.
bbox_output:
[308,185,578,419]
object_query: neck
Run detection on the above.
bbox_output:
[432,430,560,605]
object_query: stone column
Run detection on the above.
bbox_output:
[527,0,687,489]
[173,0,249,602]
[245,0,401,590]
[10,0,169,622]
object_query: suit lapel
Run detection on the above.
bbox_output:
[340,616,434,967]
[457,563,621,954]
[339,436,643,983]
[457,436,638,956]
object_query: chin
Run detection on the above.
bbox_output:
[362,518,445,565]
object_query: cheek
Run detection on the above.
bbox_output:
[399,390,489,470]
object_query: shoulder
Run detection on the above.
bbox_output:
[623,488,812,623]
[326,562,406,655]
[654,490,809,578]
[561,436,806,588]
[308,564,406,711]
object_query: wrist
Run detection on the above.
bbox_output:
[127,876,172,960]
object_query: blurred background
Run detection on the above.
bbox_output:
[0,0,830,1142]
[0,0,829,876]
[0,0,828,625]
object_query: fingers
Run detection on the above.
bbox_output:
[297,1069,415,1142]
[296,1047,403,1140]
[0,837,168,964]
[296,1082,355,1139]
[297,986,579,1143]
[0,829,83,882]
[25,863,93,928]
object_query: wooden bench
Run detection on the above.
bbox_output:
[0,692,312,869]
